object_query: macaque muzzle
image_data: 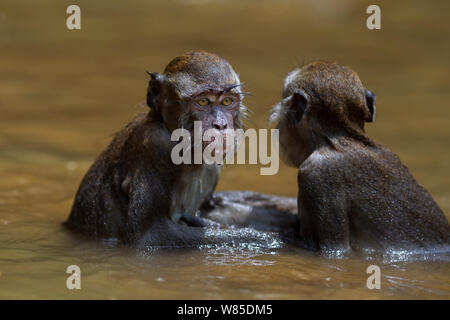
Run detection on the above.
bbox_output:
[202,129,229,158]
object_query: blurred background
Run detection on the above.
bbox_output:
[0,0,449,299]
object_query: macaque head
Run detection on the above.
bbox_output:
[146,51,246,157]
[270,61,376,167]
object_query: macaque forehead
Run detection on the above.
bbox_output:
[163,51,241,98]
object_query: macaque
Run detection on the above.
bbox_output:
[270,61,450,257]
[66,51,278,248]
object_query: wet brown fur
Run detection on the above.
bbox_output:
[65,51,264,248]
[271,61,450,257]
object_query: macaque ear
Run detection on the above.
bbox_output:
[365,89,376,123]
[287,89,308,126]
[146,71,165,113]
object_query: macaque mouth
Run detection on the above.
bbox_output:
[203,131,226,144]
[202,131,228,157]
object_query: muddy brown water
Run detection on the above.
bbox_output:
[0,0,449,299]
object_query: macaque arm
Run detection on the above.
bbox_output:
[125,170,167,244]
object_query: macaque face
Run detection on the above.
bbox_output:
[185,88,242,156]
[270,72,312,168]
[146,51,246,159]
[273,100,309,169]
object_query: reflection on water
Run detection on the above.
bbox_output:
[0,0,449,299]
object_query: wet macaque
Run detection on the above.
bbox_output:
[66,51,256,248]
[270,61,450,257]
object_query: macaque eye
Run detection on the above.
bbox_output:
[197,98,210,106]
[222,97,233,106]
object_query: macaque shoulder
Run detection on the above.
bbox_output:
[297,145,380,195]
[298,148,345,190]
[114,113,174,158]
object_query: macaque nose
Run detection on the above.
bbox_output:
[213,119,228,130]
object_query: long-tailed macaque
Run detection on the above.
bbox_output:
[270,61,450,257]
[66,51,286,248]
